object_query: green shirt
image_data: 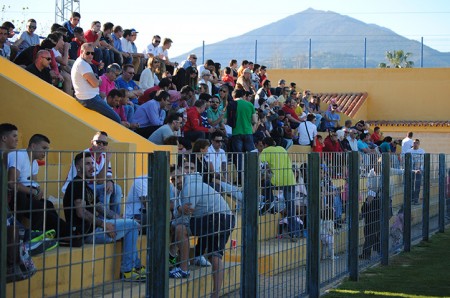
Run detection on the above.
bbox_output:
[260,146,296,187]
[232,99,255,136]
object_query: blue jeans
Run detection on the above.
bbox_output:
[283,185,301,237]
[76,95,121,123]
[89,183,123,215]
[231,134,255,176]
[412,171,422,203]
[85,218,141,273]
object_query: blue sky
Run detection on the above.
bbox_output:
[2,0,450,56]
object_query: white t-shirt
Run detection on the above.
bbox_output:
[7,150,40,188]
[401,137,413,154]
[205,146,227,173]
[156,47,168,62]
[124,176,148,218]
[138,68,160,90]
[298,121,317,146]
[17,31,40,52]
[406,147,425,170]
[347,137,359,151]
[143,43,158,57]
[71,57,99,100]
[120,38,133,53]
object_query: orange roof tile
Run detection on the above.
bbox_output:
[316,92,368,118]
[366,120,450,127]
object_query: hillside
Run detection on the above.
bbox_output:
[173,8,450,68]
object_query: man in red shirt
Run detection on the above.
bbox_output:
[282,98,303,129]
[183,99,216,142]
[84,21,103,64]
[370,126,382,145]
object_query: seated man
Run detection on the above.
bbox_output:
[8,134,68,238]
[123,175,148,227]
[71,43,121,123]
[25,50,53,84]
[323,104,341,132]
[134,90,171,139]
[116,64,144,106]
[63,152,144,281]
[62,131,123,215]
[106,89,138,130]
[148,112,183,145]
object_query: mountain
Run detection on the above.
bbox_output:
[173,8,450,68]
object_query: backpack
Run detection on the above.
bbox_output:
[226,99,238,128]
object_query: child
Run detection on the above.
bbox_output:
[320,206,335,259]
[313,135,324,153]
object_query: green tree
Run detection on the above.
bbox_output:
[378,50,414,68]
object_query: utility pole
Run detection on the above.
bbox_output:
[55,0,80,24]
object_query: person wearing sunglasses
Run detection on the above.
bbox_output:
[71,43,121,123]
[25,50,53,84]
[62,131,123,215]
[14,19,40,54]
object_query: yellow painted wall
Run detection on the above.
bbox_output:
[269,68,450,121]
[0,59,175,191]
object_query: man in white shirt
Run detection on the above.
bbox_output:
[297,114,318,146]
[346,129,359,151]
[142,35,161,58]
[401,131,414,154]
[123,175,148,226]
[71,43,121,123]
[406,139,425,205]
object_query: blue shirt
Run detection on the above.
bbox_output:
[324,111,340,130]
[133,99,164,127]
[111,34,123,52]
[357,139,369,153]
[116,77,140,105]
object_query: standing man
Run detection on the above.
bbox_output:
[401,131,414,154]
[71,43,121,123]
[260,137,302,241]
[62,131,123,215]
[407,139,425,205]
[63,152,144,281]
[25,50,53,84]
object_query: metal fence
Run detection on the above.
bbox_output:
[0,150,449,298]
[185,37,450,69]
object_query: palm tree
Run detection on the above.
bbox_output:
[378,50,414,68]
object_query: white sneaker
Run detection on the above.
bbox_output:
[192,256,211,267]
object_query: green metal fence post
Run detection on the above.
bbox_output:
[307,152,320,298]
[403,153,412,252]
[348,151,360,281]
[241,152,259,297]
[147,151,170,298]
[381,153,391,265]
[0,154,7,298]
[422,153,431,241]
[438,154,445,233]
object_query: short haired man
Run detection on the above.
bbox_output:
[134,90,171,139]
[206,96,226,136]
[25,50,52,84]
[71,43,121,123]
[14,19,40,54]
[178,53,197,70]
[115,64,143,105]
[106,89,138,129]
[143,35,161,58]
[401,131,414,154]
[274,79,286,96]
[63,152,144,281]
[148,112,183,145]
[99,63,122,99]
[323,103,341,131]
[62,131,123,215]
[62,12,80,41]
[407,139,425,205]
[260,137,302,241]
[8,134,68,237]
[297,113,318,146]
[0,26,11,59]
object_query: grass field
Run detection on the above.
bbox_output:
[323,231,450,298]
